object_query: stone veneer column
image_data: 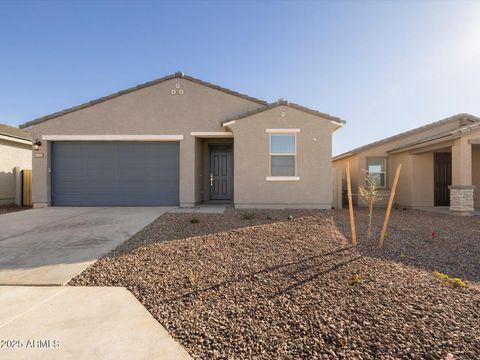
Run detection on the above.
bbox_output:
[448,185,475,214]
[450,137,474,215]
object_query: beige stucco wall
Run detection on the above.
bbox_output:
[228,106,334,209]
[24,78,265,207]
[410,152,434,207]
[451,128,480,185]
[454,128,480,208]
[0,138,32,205]
[451,137,471,186]
[331,155,360,205]
[389,152,412,207]
[333,117,469,209]
[473,145,480,208]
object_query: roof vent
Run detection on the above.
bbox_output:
[277,98,288,105]
[174,71,184,78]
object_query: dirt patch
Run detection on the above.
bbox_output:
[0,204,29,215]
[70,209,480,359]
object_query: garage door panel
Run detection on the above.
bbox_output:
[51,142,179,206]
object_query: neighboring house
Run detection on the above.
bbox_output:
[19,72,344,209]
[0,124,32,205]
[333,113,480,215]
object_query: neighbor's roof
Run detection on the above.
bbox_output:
[19,72,268,129]
[333,113,480,161]
[388,120,480,154]
[222,100,345,125]
[0,124,32,141]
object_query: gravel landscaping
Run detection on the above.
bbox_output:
[70,208,480,359]
[335,208,480,283]
[0,204,28,215]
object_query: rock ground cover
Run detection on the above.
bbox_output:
[0,204,28,215]
[337,208,480,283]
[70,208,480,359]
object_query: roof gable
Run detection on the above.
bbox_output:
[222,100,344,127]
[19,72,268,129]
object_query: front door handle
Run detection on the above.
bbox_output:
[210,174,214,186]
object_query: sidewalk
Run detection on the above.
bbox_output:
[0,286,192,360]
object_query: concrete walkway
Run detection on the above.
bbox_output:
[0,286,191,360]
[0,207,172,285]
[413,206,480,216]
[169,204,229,214]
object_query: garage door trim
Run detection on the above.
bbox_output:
[43,134,184,141]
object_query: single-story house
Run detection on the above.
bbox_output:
[333,113,480,215]
[0,124,32,205]
[19,72,344,209]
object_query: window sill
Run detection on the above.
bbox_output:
[266,176,301,181]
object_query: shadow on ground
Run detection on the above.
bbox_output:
[103,207,480,284]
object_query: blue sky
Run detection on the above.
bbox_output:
[1,1,479,155]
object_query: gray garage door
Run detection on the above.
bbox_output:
[51,142,179,206]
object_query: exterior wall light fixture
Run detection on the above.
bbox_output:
[33,139,42,150]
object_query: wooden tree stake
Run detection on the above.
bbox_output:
[346,162,357,246]
[367,195,374,244]
[379,164,402,248]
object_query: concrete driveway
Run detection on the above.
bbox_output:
[0,207,172,285]
[0,286,191,360]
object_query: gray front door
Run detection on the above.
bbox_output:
[209,145,233,200]
[51,142,179,206]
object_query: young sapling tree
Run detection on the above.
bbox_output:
[359,172,382,244]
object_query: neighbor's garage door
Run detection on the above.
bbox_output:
[51,142,179,206]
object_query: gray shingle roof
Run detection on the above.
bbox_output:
[0,124,32,141]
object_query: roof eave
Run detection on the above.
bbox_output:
[0,133,32,145]
[387,134,455,154]
[332,151,354,161]
[387,121,480,154]
[331,120,345,132]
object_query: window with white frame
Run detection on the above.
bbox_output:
[367,158,387,187]
[270,133,296,176]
